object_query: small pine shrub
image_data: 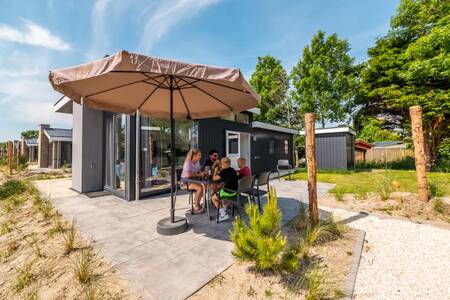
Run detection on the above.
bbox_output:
[229,187,286,271]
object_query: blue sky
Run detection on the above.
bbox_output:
[0,0,399,141]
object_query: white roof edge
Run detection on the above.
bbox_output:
[246,107,260,115]
[54,96,71,112]
[252,121,298,135]
[299,127,356,136]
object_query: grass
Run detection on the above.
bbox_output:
[433,198,445,214]
[62,220,77,254]
[70,247,99,284]
[288,169,450,198]
[25,233,42,258]
[14,262,34,293]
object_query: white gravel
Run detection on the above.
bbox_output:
[329,208,450,300]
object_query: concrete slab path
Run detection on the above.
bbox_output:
[34,178,333,300]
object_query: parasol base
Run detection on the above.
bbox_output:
[156,216,188,235]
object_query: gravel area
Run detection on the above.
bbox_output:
[327,207,450,299]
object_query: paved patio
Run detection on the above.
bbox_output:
[35,178,333,300]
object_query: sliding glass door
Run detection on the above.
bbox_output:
[104,113,127,196]
[139,117,197,196]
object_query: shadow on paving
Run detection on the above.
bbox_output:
[38,179,337,300]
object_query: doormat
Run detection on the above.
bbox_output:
[84,191,111,198]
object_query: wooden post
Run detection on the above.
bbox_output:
[409,106,428,202]
[7,141,13,175]
[305,113,318,225]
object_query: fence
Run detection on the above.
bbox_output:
[365,147,414,162]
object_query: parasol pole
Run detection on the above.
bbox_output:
[169,75,176,223]
[135,109,140,200]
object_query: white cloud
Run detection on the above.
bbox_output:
[0,19,71,51]
[138,0,220,52]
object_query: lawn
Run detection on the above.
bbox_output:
[289,169,450,198]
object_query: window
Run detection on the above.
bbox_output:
[220,112,249,124]
[227,132,239,154]
[284,140,289,154]
[269,140,275,155]
[235,112,249,124]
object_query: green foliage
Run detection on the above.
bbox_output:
[70,247,99,284]
[357,117,401,143]
[356,0,450,166]
[356,156,416,170]
[428,181,445,198]
[250,55,292,124]
[291,30,358,128]
[229,187,287,271]
[0,179,27,199]
[435,138,450,172]
[21,130,38,139]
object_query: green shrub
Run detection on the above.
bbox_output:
[356,156,416,170]
[428,182,445,198]
[229,187,287,271]
[0,179,27,199]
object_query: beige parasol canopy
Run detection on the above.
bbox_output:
[49,50,259,119]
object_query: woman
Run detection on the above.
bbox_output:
[181,149,205,214]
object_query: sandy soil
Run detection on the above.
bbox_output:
[191,220,357,300]
[319,192,450,228]
[0,173,141,300]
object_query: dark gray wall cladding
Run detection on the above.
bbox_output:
[72,102,104,193]
[251,128,293,175]
[315,132,348,169]
[197,117,250,163]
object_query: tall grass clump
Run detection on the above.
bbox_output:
[428,182,445,198]
[14,262,34,293]
[229,187,287,271]
[70,247,99,284]
[376,170,396,200]
[62,220,77,254]
[433,198,445,214]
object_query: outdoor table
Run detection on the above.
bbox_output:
[180,177,216,220]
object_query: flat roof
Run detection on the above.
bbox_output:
[252,121,298,135]
[299,126,356,136]
[25,138,38,147]
[44,128,72,142]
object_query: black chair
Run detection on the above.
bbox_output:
[243,171,271,212]
[174,169,196,214]
[216,175,255,223]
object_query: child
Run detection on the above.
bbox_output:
[212,157,238,222]
[236,157,252,178]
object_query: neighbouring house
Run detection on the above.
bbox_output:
[20,137,38,162]
[365,141,413,162]
[355,139,373,162]
[300,127,356,170]
[55,97,296,201]
[38,124,72,169]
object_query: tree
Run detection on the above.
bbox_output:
[291,31,358,128]
[21,130,38,139]
[358,117,401,143]
[250,55,290,123]
[356,0,450,168]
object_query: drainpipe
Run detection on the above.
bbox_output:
[135,109,140,200]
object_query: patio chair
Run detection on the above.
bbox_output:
[277,159,292,179]
[216,175,255,223]
[242,171,271,212]
[174,169,196,214]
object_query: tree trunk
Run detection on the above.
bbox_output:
[305,113,319,225]
[409,106,428,202]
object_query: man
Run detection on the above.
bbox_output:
[203,149,220,172]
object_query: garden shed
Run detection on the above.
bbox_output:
[300,127,355,170]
